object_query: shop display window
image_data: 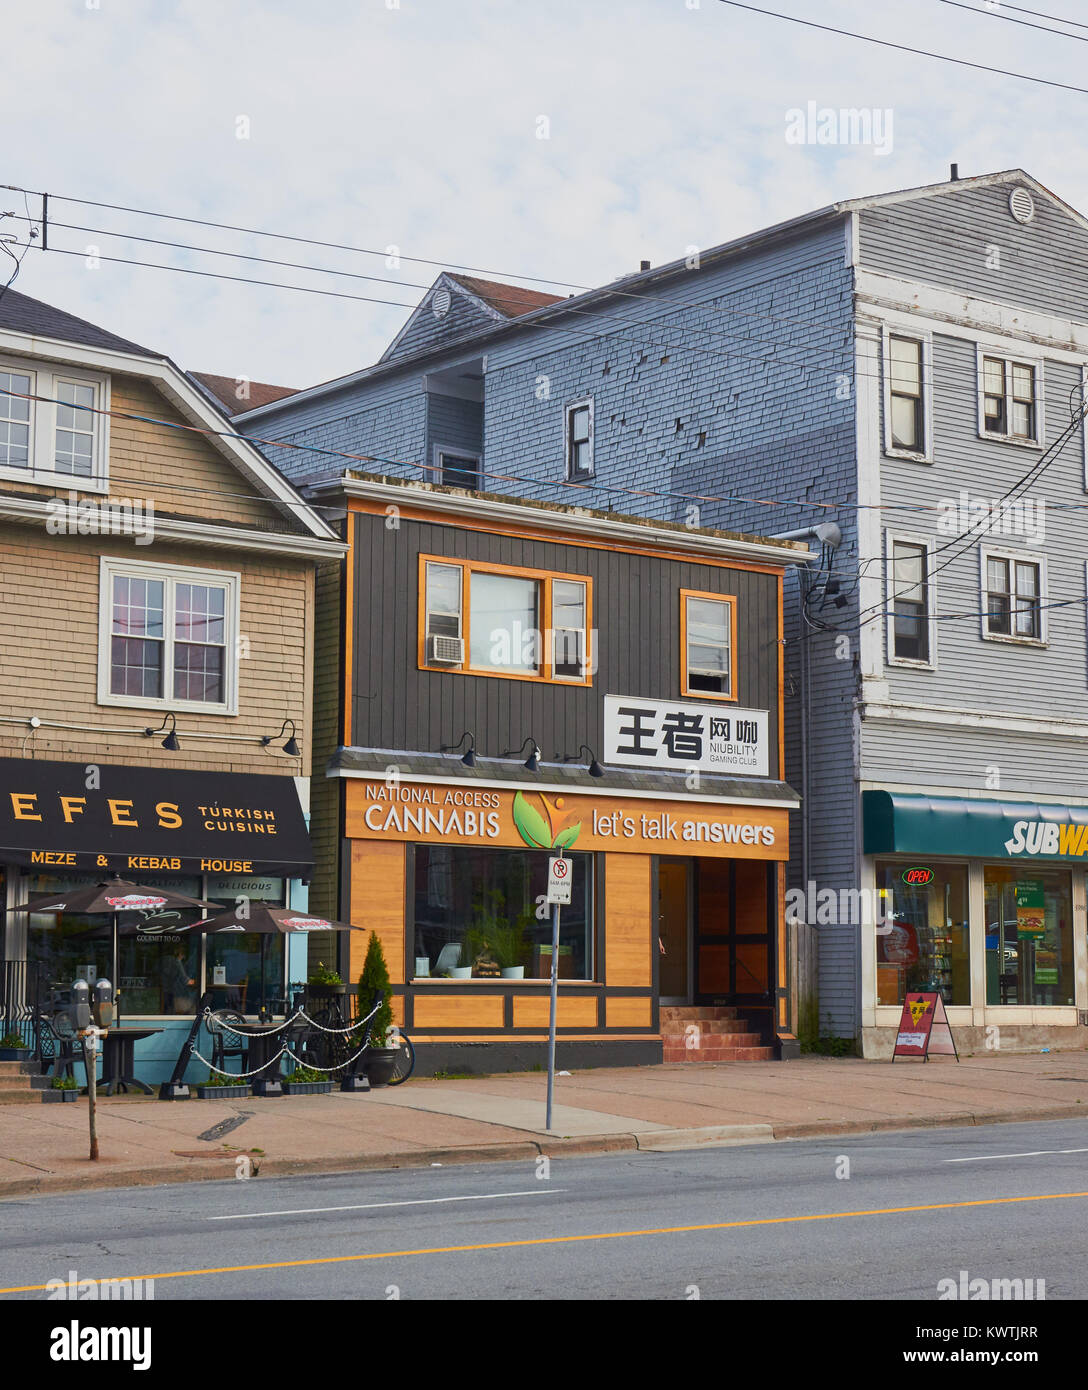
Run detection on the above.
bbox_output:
[412,846,593,980]
[874,861,969,1005]
[983,865,1073,1006]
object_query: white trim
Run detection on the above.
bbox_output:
[97,555,241,716]
[880,325,932,462]
[860,699,1088,739]
[564,397,594,480]
[978,545,1047,647]
[328,476,811,568]
[974,344,1044,448]
[0,355,109,492]
[884,527,938,670]
[328,766,800,808]
[855,323,885,684]
[0,329,337,540]
[858,777,1088,808]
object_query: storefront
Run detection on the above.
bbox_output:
[335,762,797,1070]
[0,757,315,1083]
[862,791,1088,1053]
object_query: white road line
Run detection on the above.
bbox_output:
[209,1189,567,1221]
[944,1148,1088,1163]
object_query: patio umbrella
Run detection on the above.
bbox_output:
[8,877,217,1024]
[193,905,364,1015]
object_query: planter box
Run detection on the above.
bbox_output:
[194,1084,250,1099]
[43,1089,78,1103]
[0,1047,30,1062]
[281,1080,334,1095]
[364,1048,398,1088]
[307,984,347,999]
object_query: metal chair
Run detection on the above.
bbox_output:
[206,1009,249,1074]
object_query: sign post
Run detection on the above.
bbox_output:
[545,854,571,1131]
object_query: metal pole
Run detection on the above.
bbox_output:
[83,1032,99,1162]
[545,899,561,1131]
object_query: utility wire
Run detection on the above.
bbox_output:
[934,0,1088,42]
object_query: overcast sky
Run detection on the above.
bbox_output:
[2,0,1085,389]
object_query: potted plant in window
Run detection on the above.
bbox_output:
[493,916,530,979]
[0,1031,29,1062]
[194,1072,251,1099]
[358,932,398,1087]
[42,1075,79,1103]
[281,1063,334,1096]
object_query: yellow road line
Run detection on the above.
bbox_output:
[3,1189,1086,1294]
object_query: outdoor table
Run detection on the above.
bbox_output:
[100,1027,163,1096]
[241,1022,288,1096]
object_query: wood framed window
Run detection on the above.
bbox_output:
[886,532,936,668]
[680,589,737,700]
[565,399,593,479]
[419,555,592,685]
[978,349,1041,445]
[882,330,931,461]
[981,549,1045,645]
[0,356,109,490]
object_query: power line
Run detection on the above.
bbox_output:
[715,0,1088,92]
[996,2,1088,32]
[934,0,1088,42]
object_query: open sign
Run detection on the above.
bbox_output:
[901,867,934,886]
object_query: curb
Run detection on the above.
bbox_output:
[1,1103,1085,1200]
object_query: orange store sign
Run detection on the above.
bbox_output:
[345,781,788,860]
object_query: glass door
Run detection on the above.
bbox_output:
[657,859,692,1003]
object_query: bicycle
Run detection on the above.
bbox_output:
[385,1025,415,1085]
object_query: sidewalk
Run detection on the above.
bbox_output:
[2,1051,1087,1198]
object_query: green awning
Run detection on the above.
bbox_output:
[863,790,1088,863]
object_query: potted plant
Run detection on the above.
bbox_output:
[282,1063,334,1095]
[42,1075,79,1103]
[194,1072,251,1099]
[493,918,529,979]
[307,961,346,999]
[0,1031,29,1062]
[358,931,398,1086]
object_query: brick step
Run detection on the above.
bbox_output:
[0,1088,41,1103]
[0,1072,36,1089]
[663,1045,775,1063]
[659,1006,738,1022]
[661,1020,754,1038]
[661,1031,764,1049]
[0,1060,33,1077]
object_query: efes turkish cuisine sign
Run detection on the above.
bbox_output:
[346,780,788,860]
[0,758,312,876]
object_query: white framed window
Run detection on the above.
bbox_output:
[976,346,1042,446]
[565,399,594,479]
[0,357,109,490]
[980,547,1046,646]
[433,446,481,489]
[98,557,240,714]
[885,530,937,669]
[882,328,932,462]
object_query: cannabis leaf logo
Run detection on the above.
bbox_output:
[512,790,582,850]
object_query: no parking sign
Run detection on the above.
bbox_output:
[547,855,572,904]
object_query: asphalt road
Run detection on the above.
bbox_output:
[1,1117,1086,1301]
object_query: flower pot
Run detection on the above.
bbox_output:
[363,1047,399,1088]
[307,983,347,999]
[500,966,525,979]
[0,1047,29,1062]
[43,1089,78,1103]
[281,1080,334,1095]
[448,967,472,979]
[195,1084,250,1099]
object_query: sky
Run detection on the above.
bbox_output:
[2,0,1087,389]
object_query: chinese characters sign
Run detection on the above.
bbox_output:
[603,696,770,777]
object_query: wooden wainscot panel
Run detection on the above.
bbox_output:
[514,995,599,1029]
[413,994,505,1029]
[349,840,406,981]
[605,996,653,1028]
[605,853,652,988]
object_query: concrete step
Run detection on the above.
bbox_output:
[663,1045,775,1063]
[661,1031,764,1050]
[0,1088,40,1103]
[659,1006,738,1022]
[661,1020,754,1038]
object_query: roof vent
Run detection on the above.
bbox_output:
[1009,188,1035,225]
[432,287,452,319]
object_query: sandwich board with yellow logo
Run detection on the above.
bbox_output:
[892,991,959,1062]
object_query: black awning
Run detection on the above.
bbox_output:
[0,758,312,878]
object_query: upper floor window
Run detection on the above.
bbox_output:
[436,448,480,490]
[0,358,109,489]
[566,400,593,479]
[980,354,1039,444]
[887,535,934,667]
[420,555,592,685]
[98,557,239,714]
[681,590,736,700]
[884,333,929,460]
[982,550,1045,644]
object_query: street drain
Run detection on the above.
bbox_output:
[198,1113,251,1143]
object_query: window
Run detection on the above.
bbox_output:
[883,332,929,459]
[413,845,593,980]
[984,865,1073,1006]
[982,552,1043,642]
[875,861,969,1006]
[681,590,736,699]
[436,449,480,489]
[0,358,108,488]
[420,556,591,684]
[565,400,593,479]
[887,536,933,665]
[979,352,1040,443]
[99,558,239,713]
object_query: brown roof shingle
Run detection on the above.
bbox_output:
[191,371,298,415]
[448,274,565,319]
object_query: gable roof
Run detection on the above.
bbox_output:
[190,371,298,416]
[0,288,154,356]
[446,274,565,319]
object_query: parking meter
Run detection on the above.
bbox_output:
[70,978,92,1031]
[93,979,114,1030]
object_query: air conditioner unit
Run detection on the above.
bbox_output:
[429,634,464,665]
